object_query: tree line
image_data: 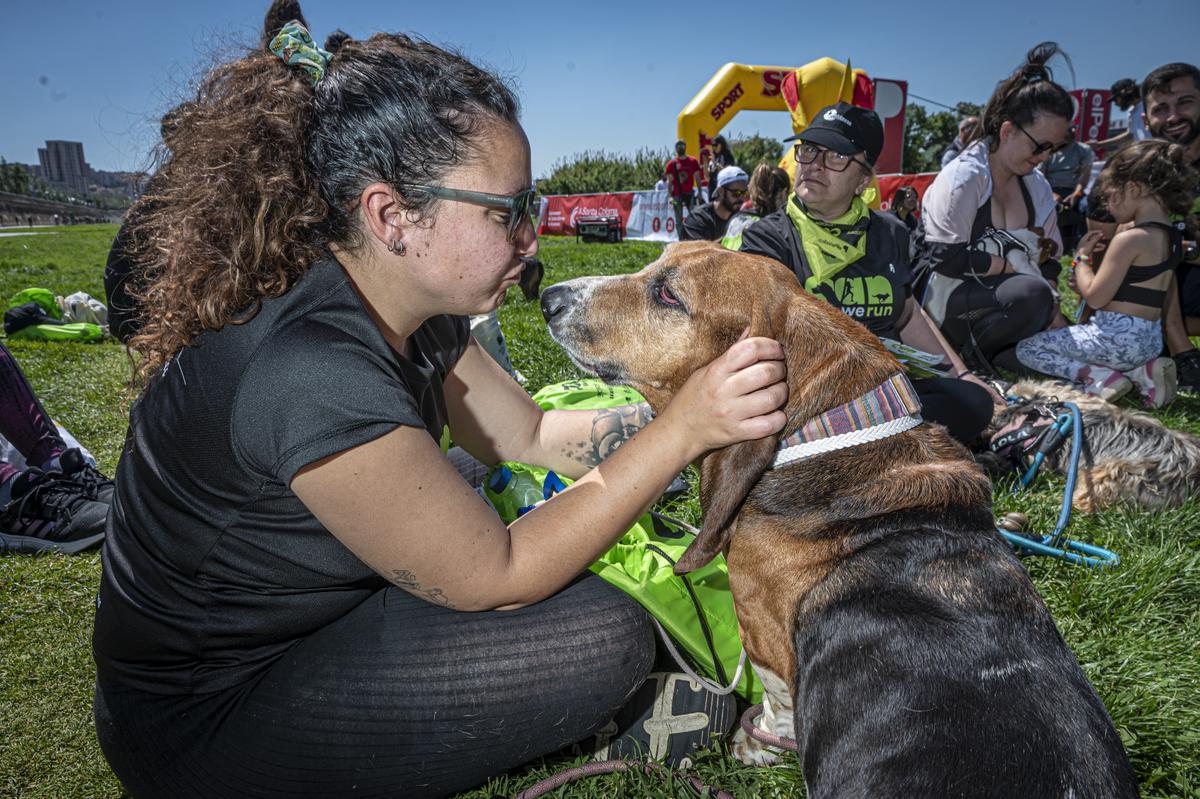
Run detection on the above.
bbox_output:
[536,103,978,195]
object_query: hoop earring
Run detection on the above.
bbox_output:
[387,239,406,256]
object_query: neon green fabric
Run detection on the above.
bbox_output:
[481,378,762,702]
[6,288,103,341]
[785,193,870,294]
[8,322,105,342]
[529,377,645,411]
[720,211,762,252]
[9,288,61,319]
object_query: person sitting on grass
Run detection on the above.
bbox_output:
[913,43,1074,375]
[1140,62,1200,393]
[681,165,749,242]
[721,163,791,250]
[739,102,999,445]
[0,342,111,554]
[91,20,787,799]
[1015,140,1198,407]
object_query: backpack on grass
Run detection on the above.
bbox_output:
[4,288,105,342]
[483,378,762,703]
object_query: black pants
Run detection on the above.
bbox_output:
[95,575,655,799]
[942,274,1055,374]
[911,376,993,445]
[1178,261,1200,321]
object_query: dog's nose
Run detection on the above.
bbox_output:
[541,284,574,322]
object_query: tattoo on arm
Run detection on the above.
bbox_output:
[388,569,455,609]
[560,402,655,468]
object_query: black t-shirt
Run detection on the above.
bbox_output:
[93,256,470,694]
[739,204,913,340]
[681,202,732,242]
[892,208,918,233]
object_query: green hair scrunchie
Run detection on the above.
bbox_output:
[269,20,331,86]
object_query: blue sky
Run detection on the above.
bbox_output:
[5,0,1197,179]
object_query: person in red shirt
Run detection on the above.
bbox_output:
[664,139,703,236]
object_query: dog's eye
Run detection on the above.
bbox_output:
[655,282,682,307]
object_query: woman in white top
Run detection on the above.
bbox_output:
[913,43,1073,373]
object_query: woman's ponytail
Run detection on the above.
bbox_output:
[975,42,1075,148]
[128,20,519,383]
[128,35,329,380]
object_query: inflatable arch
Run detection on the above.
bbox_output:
[677,58,908,178]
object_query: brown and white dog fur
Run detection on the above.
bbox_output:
[542,242,1138,798]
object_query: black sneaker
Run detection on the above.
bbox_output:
[1176,350,1200,394]
[584,672,736,766]
[57,447,114,503]
[0,467,109,554]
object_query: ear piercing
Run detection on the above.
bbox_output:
[387,239,407,256]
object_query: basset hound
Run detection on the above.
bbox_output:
[542,241,1138,798]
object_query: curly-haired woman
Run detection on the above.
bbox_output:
[91,20,786,799]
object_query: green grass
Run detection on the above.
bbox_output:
[1,229,1198,798]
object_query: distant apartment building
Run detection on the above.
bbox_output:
[37,140,91,195]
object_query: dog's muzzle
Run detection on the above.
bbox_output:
[540,283,577,325]
[540,278,626,383]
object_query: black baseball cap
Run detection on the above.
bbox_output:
[785,102,884,167]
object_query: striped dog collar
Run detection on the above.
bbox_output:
[771,372,923,469]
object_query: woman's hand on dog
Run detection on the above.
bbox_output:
[662,331,788,459]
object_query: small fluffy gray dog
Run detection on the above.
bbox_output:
[985,380,1200,512]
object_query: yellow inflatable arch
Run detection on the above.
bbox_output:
[677,58,865,163]
[677,58,907,203]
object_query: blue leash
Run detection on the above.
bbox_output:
[995,401,1120,568]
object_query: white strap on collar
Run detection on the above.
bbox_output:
[769,414,923,469]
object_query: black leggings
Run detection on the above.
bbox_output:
[941,274,1055,373]
[911,376,993,445]
[95,575,655,798]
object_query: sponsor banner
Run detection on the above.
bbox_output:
[627,190,682,241]
[543,178,950,241]
[873,78,907,175]
[877,172,938,211]
[1071,89,1112,154]
[538,190,685,241]
[537,192,634,237]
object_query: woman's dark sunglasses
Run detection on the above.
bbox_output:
[1012,121,1056,156]
[408,185,537,242]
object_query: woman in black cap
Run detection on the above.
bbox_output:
[739,102,998,444]
[912,43,1073,374]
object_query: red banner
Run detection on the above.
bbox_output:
[877,172,938,212]
[1071,89,1112,155]
[873,79,907,175]
[537,193,634,236]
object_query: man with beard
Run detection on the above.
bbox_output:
[681,165,749,241]
[1143,63,1200,391]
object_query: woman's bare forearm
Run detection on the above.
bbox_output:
[494,411,694,609]
[523,402,656,479]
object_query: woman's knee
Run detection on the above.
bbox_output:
[557,576,655,680]
[999,276,1055,333]
[913,378,993,444]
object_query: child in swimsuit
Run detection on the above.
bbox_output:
[1016,140,1199,407]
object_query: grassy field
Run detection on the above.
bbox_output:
[0,226,1198,798]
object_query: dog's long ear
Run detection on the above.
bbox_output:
[674,297,792,575]
[673,434,781,574]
